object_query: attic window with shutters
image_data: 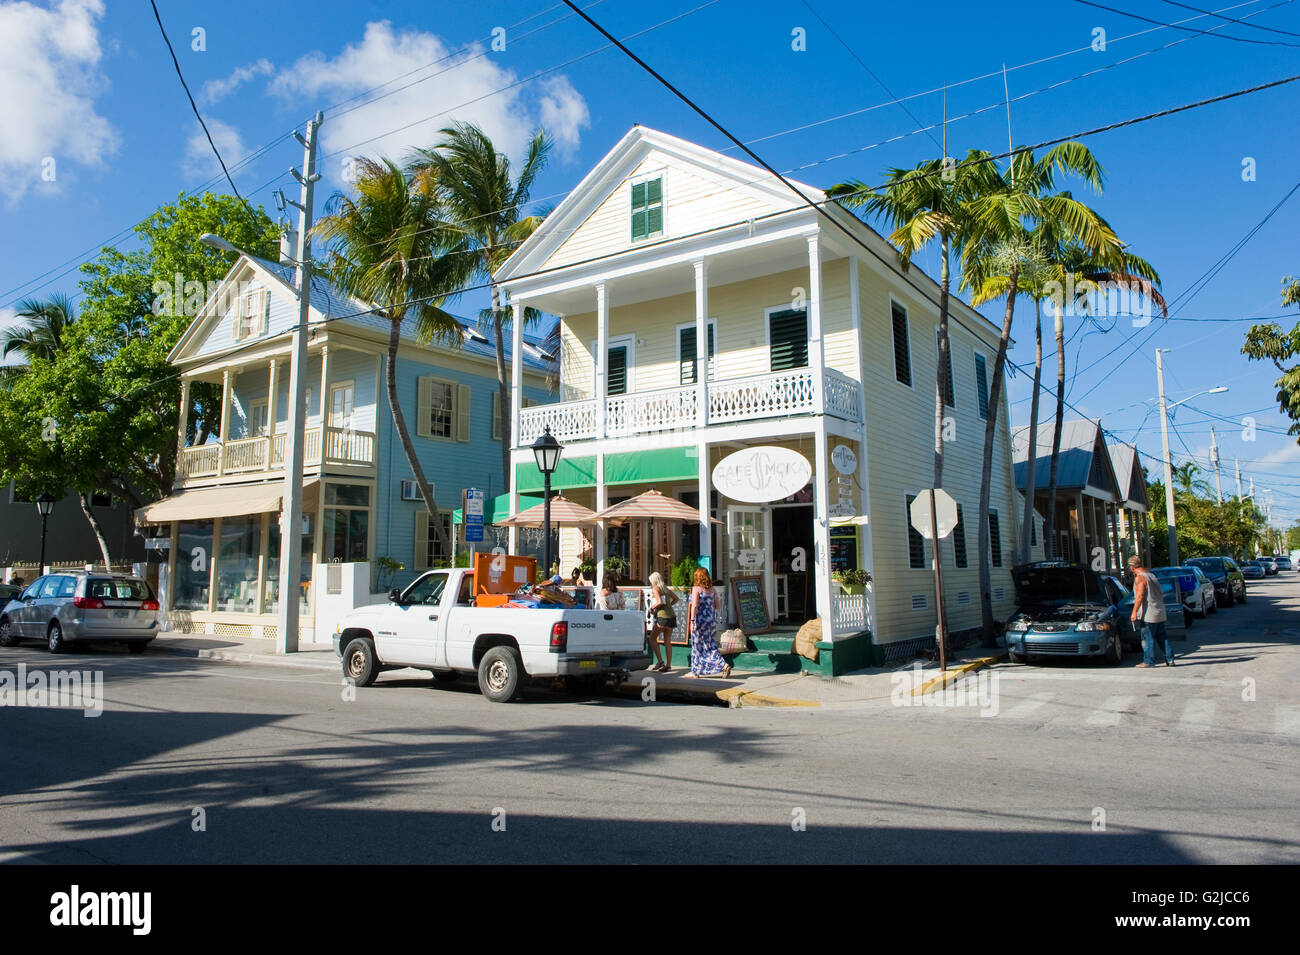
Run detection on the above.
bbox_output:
[416,376,471,442]
[234,289,269,341]
[630,177,663,241]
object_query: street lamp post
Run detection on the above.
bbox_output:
[1155,347,1227,566]
[35,492,55,574]
[532,427,563,576]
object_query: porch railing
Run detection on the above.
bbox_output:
[832,592,869,636]
[178,426,376,483]
[517,367,861,446]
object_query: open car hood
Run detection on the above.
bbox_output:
[1012,564,1107,608]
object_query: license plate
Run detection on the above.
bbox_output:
[113,610,130,618]
[578,659,597,669]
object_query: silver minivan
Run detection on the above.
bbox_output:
[0,573,159,653]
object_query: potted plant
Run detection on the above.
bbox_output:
[602,555,629,577]
[670,554,700,589]
[833,568,872,595]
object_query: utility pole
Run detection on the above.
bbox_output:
[1156,348,1178,564]
[1209,426,1223,504]
[277,111,322,655]
[1235,458,1243,502]
[1249,477,1255,499]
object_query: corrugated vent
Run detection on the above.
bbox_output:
[957,591,971,605]
[911,594,928,610]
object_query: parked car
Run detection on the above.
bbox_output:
[1241,561,1266,580]
[0,583,22,605]
[1273,555,1292,571]
[332,566,651,702]
[1258,557,1279,576]
[1102,573,1188,643]
[0,572,160,653]
[1005,562,1135,664]
[1152,565,1215,619]
[1184,556,1247,606]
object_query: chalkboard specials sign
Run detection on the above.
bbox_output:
[730,575,772,635]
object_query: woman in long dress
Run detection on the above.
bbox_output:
[686,567,730,678]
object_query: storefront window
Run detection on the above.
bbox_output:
[267,513,314,614]
[174,520,214,611]
[324,484,370,562]
[215,516,261,613]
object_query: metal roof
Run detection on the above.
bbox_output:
[1012,419,1120,500]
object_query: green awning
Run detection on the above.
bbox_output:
[513,447,700,494]
[453,492,543,525]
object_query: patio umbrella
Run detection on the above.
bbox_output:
[495,495,600,528]
[593,489,721,526]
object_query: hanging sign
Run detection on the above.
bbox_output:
[831,445,857,475]
[711,447,812,504]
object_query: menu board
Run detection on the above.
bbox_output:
[730,575,772,635]
[830,525,859,572]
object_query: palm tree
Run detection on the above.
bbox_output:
[409,122,551,485]
[315,157,473,554]
[962,142,1120,644]
[829,150,986,491]
[2,292,76,374]
[1042,242,1165,557]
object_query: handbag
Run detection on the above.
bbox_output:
[718,628,748,654]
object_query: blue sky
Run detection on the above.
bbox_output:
[2,0,1297,525]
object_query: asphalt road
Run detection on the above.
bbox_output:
[1,574,1297,864]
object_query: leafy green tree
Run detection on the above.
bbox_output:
[316,158,474,555]
[2,292,76,368]
[0,193,276,565]
[1242,272,1300,441]
[409,122,551,483]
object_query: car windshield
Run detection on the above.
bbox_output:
[1186,558,1223,573]
[1014,566,1105,603]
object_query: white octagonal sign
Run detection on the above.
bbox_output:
[910,488,958,540]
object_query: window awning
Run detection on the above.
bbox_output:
[135,480,319,523]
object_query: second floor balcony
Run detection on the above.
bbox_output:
[177,426,377,483]
[517,365,862,446]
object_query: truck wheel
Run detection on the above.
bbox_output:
[432,670,460,684]
[478,645,523,703]
[343,638,379,687]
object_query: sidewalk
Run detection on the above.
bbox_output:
[149,633,1004,708]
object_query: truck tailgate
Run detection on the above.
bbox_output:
[562,609,645,653]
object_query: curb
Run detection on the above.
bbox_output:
[615,673,820,708]
[717,686,820,708]
[152,642,341,672]
[910,653,1005,697]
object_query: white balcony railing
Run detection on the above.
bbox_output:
[178,426,376,483]
[832,592,870,637]
[518,367,860,447]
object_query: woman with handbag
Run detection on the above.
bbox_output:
[646,572,678,672]
[685,567,730,679]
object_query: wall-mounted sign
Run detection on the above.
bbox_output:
[831,445,857,475]
[464,488,485,544]
[712,447,812,504]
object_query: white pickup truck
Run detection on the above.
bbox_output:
[332,567,651,702]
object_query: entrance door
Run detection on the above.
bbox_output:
[727,506,773,619]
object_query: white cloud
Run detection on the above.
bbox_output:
[202,58,274,105]
[537,76,589,156]
[269,20,588,184]
[182,118,248,181]
[0,0,118,203]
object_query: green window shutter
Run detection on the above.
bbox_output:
[630,178,662,240]
[491,391,502,441]
[415,377,432,438]
[646,204,663,235]
[905,494,925,569]
[768,309,808,372]
[631,208,647,240]
[645,178,662,204]
[607,346,628,396]
[989,511,1003,567]
[456,384,471,442]
[891,302,911,386]
[414,511,430,571]
[953,504,967,568]
[631,181,646,206]
[975,353,989,419]
[937,329,954,407]
[680,326,696,385]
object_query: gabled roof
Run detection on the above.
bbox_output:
[169,254,555,373]
[1012,419,1121,501]
[494,125,825,283]
[1108,442,1150,510]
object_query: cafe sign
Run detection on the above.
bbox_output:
[712,446,812,504]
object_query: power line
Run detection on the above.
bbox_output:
[148,0,259,227]
[1074,0,1300,46]
[1157,0,1300,35]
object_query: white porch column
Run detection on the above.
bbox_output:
[697,440,711,572]
[693,259,708,428]
[318,345,330,428]
[266,359,279,469]
[595,452,607,591]
[217,370,231,476]
[507,449,519,554]
[813,423,833,637]
[510,299,524,451]
[176,377,191,456]
[807,235,825,415]
[595,283,608,439]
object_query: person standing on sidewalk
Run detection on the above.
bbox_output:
[1129,555,1173,668]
